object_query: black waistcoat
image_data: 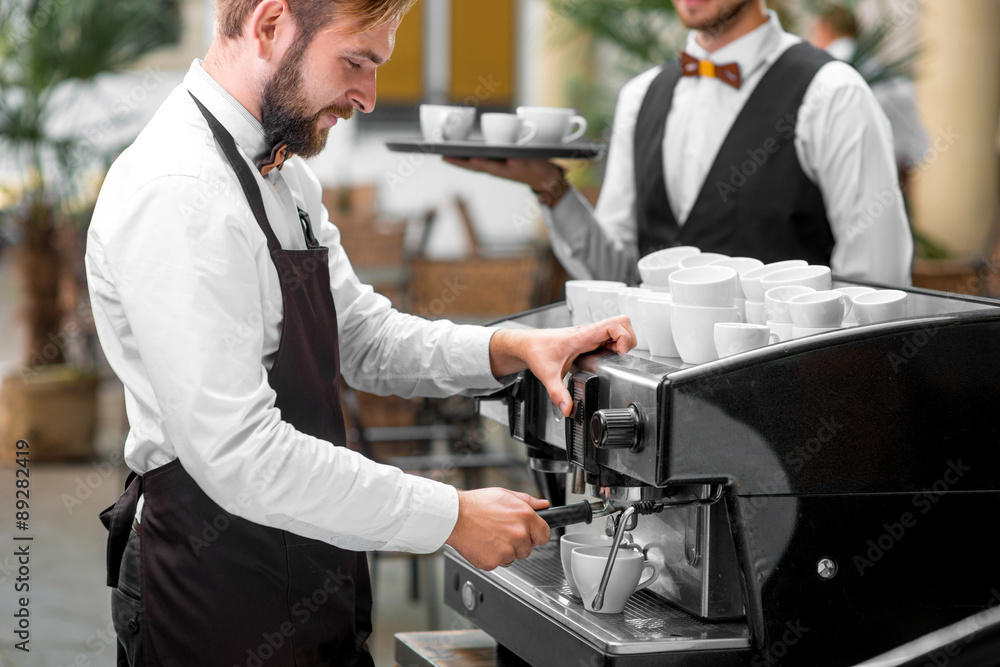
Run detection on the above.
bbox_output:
[634,42,836,265]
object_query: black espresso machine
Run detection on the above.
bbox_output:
[444,280,1000,666]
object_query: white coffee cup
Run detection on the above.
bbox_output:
[669,266,739,307]
[740,260,809,302]
[638,246,701,273]
[617,287,653,351]
[764,285,815,324]
[744,300,767,325]
[714,322,778,358]
[671,303,742,364]
[586,285,625,322]
[560,532,613,598]
[571,545,658,614]
[480,112,538,146]
[516,106,588,144]
[638,295,679,358]
[565,280,624,326]
[420,104,476,142]
[767,319,794,342]
[640,263,681,288]
[759,265,832,294]
[710,257,765,298]
[639,282,671,293]
[678,252,729,269]
[852,289,908,324]
[792,325,841,339]
[834,286,877,324]
[789,290,849,328]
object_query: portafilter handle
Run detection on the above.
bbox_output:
[593,504,638,612]
[536,500,609,529]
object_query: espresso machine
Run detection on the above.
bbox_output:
[444,280,1000,666]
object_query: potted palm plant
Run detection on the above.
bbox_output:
[0,0,179,461]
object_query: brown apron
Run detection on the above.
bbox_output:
[99,93,373,666]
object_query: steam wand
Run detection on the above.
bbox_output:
[592,488,724,611]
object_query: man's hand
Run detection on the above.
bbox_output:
[445,488,551,570]
[489,315,636,417]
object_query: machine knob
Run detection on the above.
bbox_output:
[461,581,478,611]
[590,404,644,451]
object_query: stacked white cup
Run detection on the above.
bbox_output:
[668,265,742,364]
[739,260,808,325]
[565,280,625,326]
[710,256,764,320]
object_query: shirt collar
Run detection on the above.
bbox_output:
[684,10,785,82]
[184,59,271,164]
[825,37,856,62]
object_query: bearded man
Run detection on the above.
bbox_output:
[449,0,914,287]
[87,1,634,665]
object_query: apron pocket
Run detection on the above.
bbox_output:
[112,529,144,666]
[111,587,144,665]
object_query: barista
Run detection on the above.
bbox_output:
[448,0,913,286]
[88,1,635,665]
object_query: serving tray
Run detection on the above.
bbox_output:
[385,136,605,160]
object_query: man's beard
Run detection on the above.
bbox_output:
[681,0,754,33]
[259,43,355,159]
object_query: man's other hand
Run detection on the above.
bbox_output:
[445,488,551,570]
[489,315,636,417]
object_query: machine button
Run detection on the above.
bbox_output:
[591,404,644,451]
[461,581,478,611]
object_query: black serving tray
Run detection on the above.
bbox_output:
[385,136,605,160]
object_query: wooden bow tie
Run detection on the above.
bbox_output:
[258,142,290,176]
[680,51,742,89]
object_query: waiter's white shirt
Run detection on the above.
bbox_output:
[87,61,504,553]
[543,12,913,286]
[825,36,929,169]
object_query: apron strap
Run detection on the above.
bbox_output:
[99,471,142,587]
[188,92,284,257]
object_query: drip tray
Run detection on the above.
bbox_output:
[462,544,750,655]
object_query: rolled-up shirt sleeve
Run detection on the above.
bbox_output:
[540,69,659,285]
[87,174,471,553]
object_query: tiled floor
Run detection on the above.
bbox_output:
[0,248,527,666]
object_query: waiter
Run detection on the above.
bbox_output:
[449,0,914,286]
[86,0,635,665]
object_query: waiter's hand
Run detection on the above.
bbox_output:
[445,488,551,570]
[443,157,563,193]
[490,315,636,418]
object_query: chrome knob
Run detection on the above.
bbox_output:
[590,404,644,451]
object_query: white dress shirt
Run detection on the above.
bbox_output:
[825,36,929,169]
[87,61,504,554]
[543,12,913,286]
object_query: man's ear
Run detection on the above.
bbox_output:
[249,0,292,61]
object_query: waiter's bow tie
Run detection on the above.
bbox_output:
[680,51,742,89]
[258,142,290,176]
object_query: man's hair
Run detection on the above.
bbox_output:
[818,5,859,39]
[215,0,416,43]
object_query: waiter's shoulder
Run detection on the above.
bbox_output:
[103,85,242,205]
[621,64,665,100]
[809,55,880,99]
